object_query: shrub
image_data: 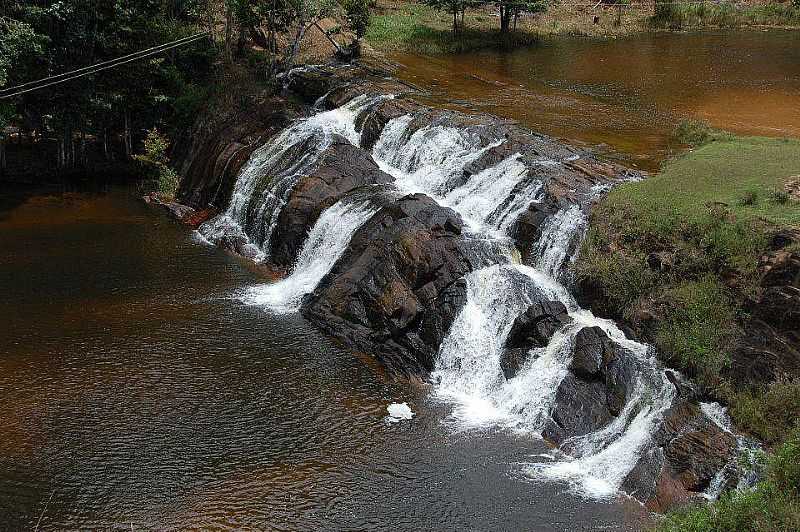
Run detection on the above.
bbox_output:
[729,384,800,445]
[134,128,180,198]
[771,189,790,205]
[343,0,371,39]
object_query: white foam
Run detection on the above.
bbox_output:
[386,402,415,422]
[242,199,377,312]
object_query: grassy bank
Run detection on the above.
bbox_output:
[365,1,800,55]
[652,1,800,30]
[576,126,800,435]
[577,124,800,527]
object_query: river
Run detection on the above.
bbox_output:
[2,29,798,531]
[391,30,800,170]
[0,187,647,529]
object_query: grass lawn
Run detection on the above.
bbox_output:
[608,136,800,228]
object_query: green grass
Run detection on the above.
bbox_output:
[576,131,800,437]
[365,4,538,54]
[652,2,800,30]
[659,428,800,532]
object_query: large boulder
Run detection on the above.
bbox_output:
[301,193,477,375]
[269,136,394,268]
[543,327,634,443]
[621,401,738,512]
[500,301,572,378]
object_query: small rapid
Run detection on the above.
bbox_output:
[199,95,387,260]
[241,199,378,312]
[196,93,734,505]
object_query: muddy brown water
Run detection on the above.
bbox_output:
[3,29,799,530]
[391,30,800,171]
[0,188,649,530]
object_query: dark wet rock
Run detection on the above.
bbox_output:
[509,201,559,260]
[359,97,421,150]
[500,301,572,379]
[543,327,635,443]
[543,374,617,443]
[174,98,300,210]
[570,326,616,378]
[301,193,476,375]
[622,401,738,512]
[269,135,394,268]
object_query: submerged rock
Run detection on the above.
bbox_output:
[501,301,572,379]
[301,193,477,375]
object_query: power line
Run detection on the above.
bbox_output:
[0,32,208,95]
[0,32,210,100]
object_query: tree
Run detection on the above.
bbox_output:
[423,0,472,32]
[343,0,370,40]
[497,0,546,33]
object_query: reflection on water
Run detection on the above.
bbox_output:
[0,188,648,530]
[392,30,800,170]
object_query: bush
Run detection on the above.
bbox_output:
[771,189,790,205]
[739,189,759,206]
[134,128,180,198]
[729,384,800,445]
[344,0,371,39]
[654,277,738,386]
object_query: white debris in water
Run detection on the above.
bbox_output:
[386,402,415,423]
[241,199,378,313]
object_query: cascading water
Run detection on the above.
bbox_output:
[198,93,736,504]
[364,112,679,497]
[241,198,378,312]
[199,95,386,260]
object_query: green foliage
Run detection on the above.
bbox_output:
[575,134,799,397]
[674,119,732,147]
[652,1,800,29]
[659,429,800,532]
[366,4,538,54]
[1,0,217,172]
[134,128,179,197]
[770,189,790,205]
[728,384,800,446]
[343,0,371,38]
[654,277,738,386]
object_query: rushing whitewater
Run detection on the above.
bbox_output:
[195,92,734,504]
[199,95,386,260]
[241,199,378,312]
[363,110,685,499]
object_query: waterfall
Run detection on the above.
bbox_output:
[241,199,378,313]
[199,95,387,260]
[196,93,736,503]
[533,206,588,279]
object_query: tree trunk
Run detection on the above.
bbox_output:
[284,22,311,73]
[0,136,6,178]
[453,11,458,33]
[225,7,234,62]
[500,6,511,33]
[124,109,132,160]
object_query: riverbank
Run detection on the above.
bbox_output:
[574,126,800,528]
[365,0,800,54]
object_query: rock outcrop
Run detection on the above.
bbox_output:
[301,193,478,375]
[542,327,634,444]
[501,301,572,378]
[269,136,394,267]
[622,401,738,512]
